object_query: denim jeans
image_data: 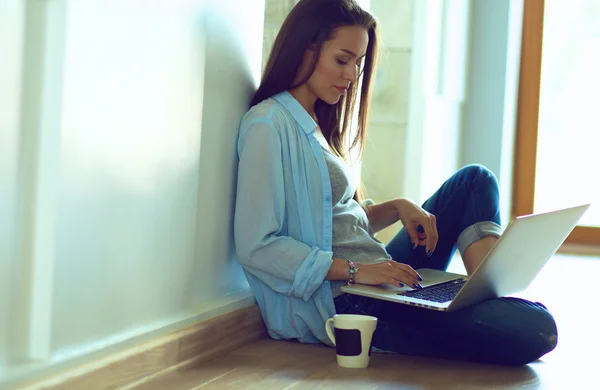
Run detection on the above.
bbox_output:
[334,165,558,365]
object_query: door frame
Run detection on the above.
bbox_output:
[512,0,599,246]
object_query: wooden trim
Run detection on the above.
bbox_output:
[512,0,545,219]
[559,242,600,257]
[567,226,600,246]
[19,305,266,390]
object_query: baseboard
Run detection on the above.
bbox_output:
[558,243,600,257]
[18,305,267,390]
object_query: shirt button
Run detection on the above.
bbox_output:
[325,195,331,202]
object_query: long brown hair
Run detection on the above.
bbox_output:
[252,0,379,202]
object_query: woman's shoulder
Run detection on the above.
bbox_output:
[240,97,291,133]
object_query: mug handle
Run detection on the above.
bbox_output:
[325,318,336,346]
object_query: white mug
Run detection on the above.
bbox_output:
[325,314,378,368]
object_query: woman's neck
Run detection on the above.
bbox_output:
[288,85,317,117]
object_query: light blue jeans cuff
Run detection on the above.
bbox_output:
[457,221,503,256]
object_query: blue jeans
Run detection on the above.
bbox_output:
[334,165,558,365]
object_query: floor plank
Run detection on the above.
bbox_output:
[132,254,600,390]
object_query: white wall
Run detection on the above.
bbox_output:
[190,0,264,308]
[459,0,524,226]
[52,0,203,357]
[404,0,470,203]
[0,0,26,372]
[1,0,264,386]
[361,0,413,244]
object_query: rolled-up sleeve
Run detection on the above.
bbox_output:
[234,119,333,301]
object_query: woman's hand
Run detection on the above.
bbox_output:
[354,261,422,289]
[395,198,438,256]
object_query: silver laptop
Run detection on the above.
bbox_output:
[341,204,590,312]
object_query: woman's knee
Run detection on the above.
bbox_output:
[470,298,558,365]
[519,308,558,363]
[453,164,500,223]
[457,164,499,191]
[499,304,558,365]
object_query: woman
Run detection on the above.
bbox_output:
[234,0,557,365]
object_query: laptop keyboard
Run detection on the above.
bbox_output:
[398,278,466,303]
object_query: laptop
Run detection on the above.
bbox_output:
[341,204,590,312]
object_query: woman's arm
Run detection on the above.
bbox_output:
[327,256,422,288]
[325,257,351,280]
[235,120,333,301]
[365,197,439,254]
[363,198,402,234]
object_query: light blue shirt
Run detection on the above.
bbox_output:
[234,91,336,345]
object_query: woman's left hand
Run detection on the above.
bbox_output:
[394,198,438,256]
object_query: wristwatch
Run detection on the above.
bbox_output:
[347,260,359,285]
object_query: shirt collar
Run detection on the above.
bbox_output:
[272,91,317,135]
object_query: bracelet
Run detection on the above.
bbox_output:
[347,260,359,285]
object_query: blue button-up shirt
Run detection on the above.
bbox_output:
[234,91,336,345]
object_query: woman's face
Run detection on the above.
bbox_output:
[304,26,369,105]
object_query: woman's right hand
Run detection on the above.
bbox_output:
[354,261,423,289]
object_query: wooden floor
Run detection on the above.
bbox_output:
[131,254,600,390]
